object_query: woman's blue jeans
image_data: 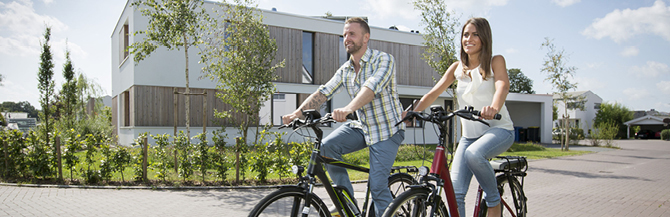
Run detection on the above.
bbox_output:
[451,128,514,216]
[321,123,405,217]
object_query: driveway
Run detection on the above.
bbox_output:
[1,140,668,216]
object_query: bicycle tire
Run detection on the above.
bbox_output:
[478,175,527,217]
[382,188,449,217]
[367,173,418,217]
[248,186,331,217]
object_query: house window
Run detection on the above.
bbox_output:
[594,103,601,109]
[122,91,130,127]
[339,36,350,65]
[259,93,332,126]
[273,93,285,101]
[119,22,129,64]
[302,32,314,84]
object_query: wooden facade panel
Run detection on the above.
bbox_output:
[314,33,340,85]
[131,85,248,127]
[270,26,302,83]
[112,96,118,135]
[368,39,437,87]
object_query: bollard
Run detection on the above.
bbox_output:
[56,137,63,182]
[143,137,148,182]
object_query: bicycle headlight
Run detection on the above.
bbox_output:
[418,166,430,176]
[292,165,304,175]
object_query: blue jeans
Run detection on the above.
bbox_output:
[451,128,514,216]
[321,123,405,217]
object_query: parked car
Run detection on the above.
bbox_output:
[655,131,662,139]
[635,130,653,139]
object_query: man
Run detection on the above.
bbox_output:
[282,17,405,216]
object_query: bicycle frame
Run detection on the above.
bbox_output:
[407,106,515,217]
[288,111,374,217]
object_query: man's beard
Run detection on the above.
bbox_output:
[346,41,362,54]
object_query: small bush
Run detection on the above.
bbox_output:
[661,129,670,141]
[507,142,546,152]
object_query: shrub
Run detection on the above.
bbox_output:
[661,129,670,141]
[591,121,618,147]
[174,131,193,182]
[151,133,171,182]
[193,133,210,183]
[211,129,229,182]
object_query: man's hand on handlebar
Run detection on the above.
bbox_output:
[282,112,301,125]
[332,108,353,122]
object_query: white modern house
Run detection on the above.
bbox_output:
[111,0,553,146]
[553,90,603,136]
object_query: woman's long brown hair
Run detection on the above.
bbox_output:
[460,17,493,80]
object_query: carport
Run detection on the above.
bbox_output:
[623,115,669,138]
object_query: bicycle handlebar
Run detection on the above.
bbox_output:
[280,109,357,130]
[397,105,500,127]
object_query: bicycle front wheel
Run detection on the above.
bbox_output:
[248,186,331,217]
[382,188,449,217]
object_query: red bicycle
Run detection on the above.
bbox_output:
[383,105,527,217]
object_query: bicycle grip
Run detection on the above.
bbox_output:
[346,113,357,120]
[474,111,501,120]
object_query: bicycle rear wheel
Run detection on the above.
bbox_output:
[248,186,330,217]
[498,175,526,217]
[479,175,526,217]
[382,188,449,217]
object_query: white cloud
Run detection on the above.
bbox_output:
[505,48,518,54]
[575,77,605,90]
[585,62,604,69]
[41,0,53,4]
[363,0,418,20]
[622,87,650,100]
[629,61,670,78]
[658,81,670,95]
[0,0,68,56]
[445,0,509,17]
[552,0,581,7]
[582,0,670,43]
[620,46,639,57]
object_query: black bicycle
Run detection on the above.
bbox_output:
[248,109,417,217]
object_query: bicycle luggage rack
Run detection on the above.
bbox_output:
[390,165,419,175]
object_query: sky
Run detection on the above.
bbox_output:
[1,0,669,112]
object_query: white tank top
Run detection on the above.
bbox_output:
[455,61,514,138]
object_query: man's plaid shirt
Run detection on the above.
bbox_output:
[318,48,405,146]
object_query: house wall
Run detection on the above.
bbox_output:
[111,1,553,146]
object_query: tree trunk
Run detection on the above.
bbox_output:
[183,33,190,139]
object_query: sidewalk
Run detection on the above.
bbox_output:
[1,139,668,216]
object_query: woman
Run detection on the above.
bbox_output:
[408,17,514,217]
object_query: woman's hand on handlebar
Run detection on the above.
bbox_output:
[479,106,499,120]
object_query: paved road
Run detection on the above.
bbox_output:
[1,140,669,216]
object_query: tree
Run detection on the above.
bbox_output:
[0,101,39,118]
[37,26,55,157]
[593,102,633,139]
[508,68,535,94]
[60,44,77,130]
[413,0,460,148]
[130,0,210,138]
[541,37,584,151]
[202,0,285,183]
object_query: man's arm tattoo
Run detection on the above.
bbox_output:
[300,91,327,111]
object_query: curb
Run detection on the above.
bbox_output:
[0,180,369,190]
